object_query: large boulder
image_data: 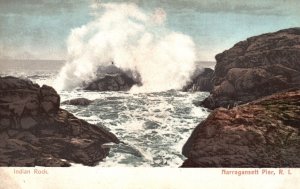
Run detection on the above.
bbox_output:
[84,73,138,91]
[182,89,300,167]
[183,68,214,92]
[202,28,300,109]
[0,76,119,167]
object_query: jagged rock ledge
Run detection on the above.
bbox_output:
[0,76,119,167]
[182,89,300,167]
[201,28,300,109]
[183,68,214,92]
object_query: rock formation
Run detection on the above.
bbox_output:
[0,76,119,167]
[201,28,300,109]
[62,98,93,106]
[183,68,214,92]
[182,89,300,167]
[84,73,138,91]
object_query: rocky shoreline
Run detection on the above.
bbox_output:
[0,28,299,168]
[182,89,300,167]
[182,28,300,167]
[0,76,119,166]
[200,28,300,109]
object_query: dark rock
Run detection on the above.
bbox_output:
[0,118,10,131]
[202,28,300,109]
[84,67,140,91]
[40,85,60,114]
[84,73,138,91]
[183,68,214,92]
[62,98,93,106]
[20,117,37,130]
[182,89,300,167]
[0,76,119,167]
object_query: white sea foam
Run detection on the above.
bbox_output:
[55,2,197,92]
[0,52,211,167]
[59,90,209,167]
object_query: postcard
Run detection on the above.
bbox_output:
[0,0,299,188]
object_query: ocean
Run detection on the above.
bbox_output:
[0,59,210,167]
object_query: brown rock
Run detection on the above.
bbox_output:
[0,118,10,130]
[202,28,300,109]
[40,85,60,113]
[41,101,55,113]
[0,131,9,140]
[20,117,37,130]
[183,68,214,92]
[35,156,71,167]
[25,99,39,111]
[14,131,37,142]
[7,130,18,137]
[0,76,120,167]
[182,89,300,167]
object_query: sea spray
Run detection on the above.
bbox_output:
[55,2,197,92]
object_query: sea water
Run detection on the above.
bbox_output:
[0,60,209,167]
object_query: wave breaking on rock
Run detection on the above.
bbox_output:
[55,3,197,93]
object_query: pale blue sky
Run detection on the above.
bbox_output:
[0,0,299,61]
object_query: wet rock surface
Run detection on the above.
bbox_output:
[84,73,138,91]
[62,98,93,106]
[202,28,300,109]
[182,89,300,167]
[183,68,214,92]
[0,76,119,167]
